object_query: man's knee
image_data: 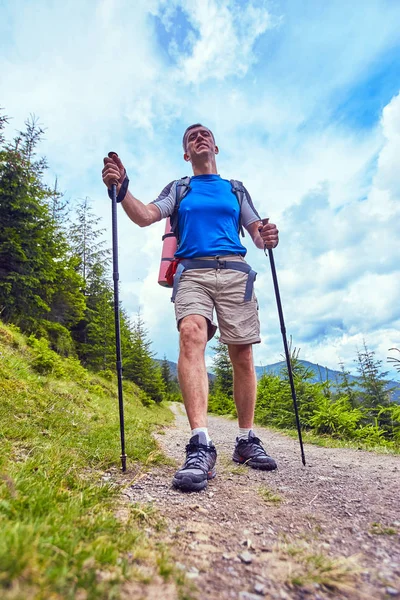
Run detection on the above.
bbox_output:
[179,316,208,353]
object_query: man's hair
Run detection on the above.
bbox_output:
[182,123,215,151]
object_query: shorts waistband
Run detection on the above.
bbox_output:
[171,258,256,303]
[195,254,245,261]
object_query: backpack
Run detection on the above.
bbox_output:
[169,177,257,245]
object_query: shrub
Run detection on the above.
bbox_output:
[27,335,66,376]
[100,369,114,381]
[354,423,389,446]
[35,320,76,356]
[256,373,296,429]
[308,396,363,438]
[209,390,236,416]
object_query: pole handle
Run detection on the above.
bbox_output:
[108,152,120,188]
[258,218,269,249]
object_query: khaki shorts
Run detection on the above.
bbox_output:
[174,256,261,345]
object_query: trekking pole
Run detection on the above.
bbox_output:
[261,219,306,466]
[108,151,127,472]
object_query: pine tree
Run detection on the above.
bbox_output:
[160,355,181,400]
[336,361,358,407]
[0,116,59,325]
[161,355,173,391]
[0,112,8,144]
[77,278,116,370]
[69,198,116,367]
[355,341,390,409]
[279,346,324,426]
[69,197,110,289]
[47,177,70,228]
[211,337,233,397]
[124,313,165,403]
[388,348,400,375]
[0,115,85,339]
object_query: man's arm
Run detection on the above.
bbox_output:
[120,190,161,227]
[247,220,265,249]
[239,186,279,249]
[102,155,161,227]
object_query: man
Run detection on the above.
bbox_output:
[102,124,279,493]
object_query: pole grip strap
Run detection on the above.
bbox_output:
[108,172,129,203]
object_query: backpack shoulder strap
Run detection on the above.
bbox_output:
[230,179,245,237]
[175,176,191,205]
[170,176,191,244]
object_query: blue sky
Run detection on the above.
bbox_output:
[1,0,399,378]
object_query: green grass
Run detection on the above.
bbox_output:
[369,522,397,536]
[289,551,361,592]
[257,485,282,505]
[230,464,247,476]
[260,424,400,455]
[218,455,247,476]
[277,541,362,595]
[0,322,179,600]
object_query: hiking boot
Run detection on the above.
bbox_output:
[232,431,277,471]
[172,432,217,492]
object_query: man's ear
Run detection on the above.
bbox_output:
[183,152,191,162]
[214,145,219,155]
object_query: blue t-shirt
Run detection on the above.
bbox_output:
[175,174,246,258]
[152,174,261,258]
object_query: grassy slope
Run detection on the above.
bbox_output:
[0,322,176,600]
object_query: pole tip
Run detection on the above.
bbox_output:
[121,454,127,472]
[108,151,119,159]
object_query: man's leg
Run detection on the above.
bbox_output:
[228,343,256,428]
[228,342,277,471]
[173,314,217,492]
[178,314,209,428]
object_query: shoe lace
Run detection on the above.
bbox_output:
[183,442,213,470]
[238,436,269,458]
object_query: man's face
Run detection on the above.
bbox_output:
[184,127,218,162]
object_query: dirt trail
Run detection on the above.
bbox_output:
[125,403,400,599]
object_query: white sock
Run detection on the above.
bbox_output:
[191,427,212,444]
[238,427,252,441]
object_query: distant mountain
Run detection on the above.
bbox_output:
[156,358,399,402]
[155,359,178,379]
[255,360,357,383]
[254,360,399,402]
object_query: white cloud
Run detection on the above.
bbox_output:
[375,92,400,196]
[153,0,273,83]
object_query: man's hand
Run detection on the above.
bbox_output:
[102,153,126,191]
[101,154,160,226]
[258,218,279,249]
